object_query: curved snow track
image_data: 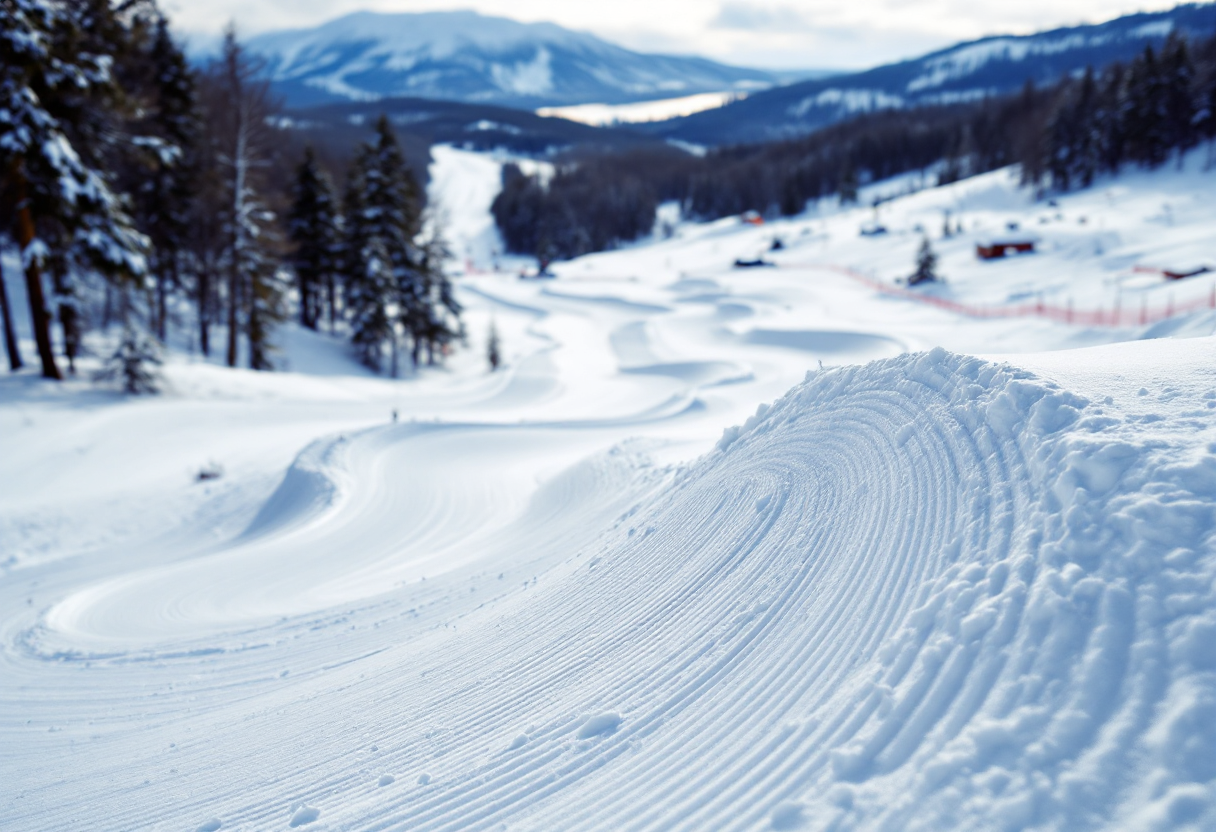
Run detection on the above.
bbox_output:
[5,344,1215,831]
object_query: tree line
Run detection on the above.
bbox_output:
[0,0,460,388]
[492,29,1216,263]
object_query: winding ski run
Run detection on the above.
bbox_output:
[5,346,1216,832]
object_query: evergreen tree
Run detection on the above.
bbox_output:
[910,237,938,286]
[96,315,163,394]
[340,152,397,371]
[416,225,462,364]
[1094,63,1127,174]
[361,116,431,367]
[1123,45,1171,167]
[838,163,859,205]
[288,147,340,331]
[127,14,200,343]
[0,0,148,380]
[1160,33,1198,162]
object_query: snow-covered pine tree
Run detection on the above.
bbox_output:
[1159,33,1198,164]
[288,147,340,331]
[909,237,938,286]
[340,152,396,371]
[0,0,148,380]
[1094,63,1127,174]
[416,223,462,365]
[96,315,163,394]
[126,14,200,343]
[1048,68,1100,191]
[1122,45,1172,168]
[360,116,432,368]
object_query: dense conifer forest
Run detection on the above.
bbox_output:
[492,31,1216,263]
[0,0,461,387]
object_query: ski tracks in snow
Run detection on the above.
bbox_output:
[5,343,1215,830]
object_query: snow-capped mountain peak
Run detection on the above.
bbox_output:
[245,10,786,109]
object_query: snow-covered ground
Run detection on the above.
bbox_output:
[2,147,1215,831]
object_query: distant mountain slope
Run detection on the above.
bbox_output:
[282,96,666,162]
[246,11,806,110]
[648,3,1216,145]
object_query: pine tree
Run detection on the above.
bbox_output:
[838,163,859,205]
[127,15,201,344]
[96,315,163,394]
[416,224,462,365]
[910,237,938,286]
[361,116,430,368]
[0,0,148,380]
[1123,45,1171,168]
[288,147,340,331]
[1160,33,1198,163]
[340,152,397,371]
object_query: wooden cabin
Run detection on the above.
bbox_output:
[976,239,1036,260]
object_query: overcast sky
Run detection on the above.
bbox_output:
[164,0,1187,70]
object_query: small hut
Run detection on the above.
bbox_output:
[976,238,1037,260]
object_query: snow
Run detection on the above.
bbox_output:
[788,88,906,118]
[537,91,743,126]
[2,146,1216,830]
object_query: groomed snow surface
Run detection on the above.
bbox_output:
[3,148,1216,831]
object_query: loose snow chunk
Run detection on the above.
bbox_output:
[577,711,622,739]
[377,774,395,787]
[417,773,432,785]
[770,801,806,830]
[288,805,320,827]
[195,820,222,832]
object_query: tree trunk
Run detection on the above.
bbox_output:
[226,264,239,367]
[53,268,79,375]
[15,171,61,380]
[0,252,23,371]
[327,271,336,334]
[156,253,168,343]
[197,261,211,357]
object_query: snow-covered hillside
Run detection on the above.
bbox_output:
[654,4,1216,144]
[2,149,1216,831]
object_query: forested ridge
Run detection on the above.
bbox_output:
[492,30,1216,263]
[0,0,461,389]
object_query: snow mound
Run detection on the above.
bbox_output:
[449,345,1210,830]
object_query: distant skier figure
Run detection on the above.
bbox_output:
[909,237,939,286]
[391,409,398,423]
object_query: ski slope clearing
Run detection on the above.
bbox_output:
[2,148,1216,831]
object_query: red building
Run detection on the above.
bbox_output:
[976,239,1036,260]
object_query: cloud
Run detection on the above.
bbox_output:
[709,2,810,32]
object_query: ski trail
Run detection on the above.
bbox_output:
[6,347,1213,831]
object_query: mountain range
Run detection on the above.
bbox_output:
[246,11,817,110]
[645,3,1216,145]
